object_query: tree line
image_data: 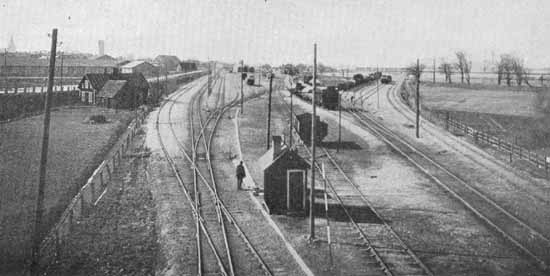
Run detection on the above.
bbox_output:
[280,63,337,76]
[406,51,530,87]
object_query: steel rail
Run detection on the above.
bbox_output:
[194,74,236,276]
[157,78,228,276]
[274,90,430,276]
[348,107,550,271]
[168,73,274,276]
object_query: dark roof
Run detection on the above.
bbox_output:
[97,80,127,98]
[113,73,149,89]
[80,73,111,90]
[95,55,116,61]
[259,148,309,172]
[116,60,131,67]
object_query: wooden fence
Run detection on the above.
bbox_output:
[431,113,550,175]
[38,108,149,266]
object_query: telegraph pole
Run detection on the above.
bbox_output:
[416,58,420,138]
[266,73,273,149]
[60,50,64,91]
[4,49,7,91]
[309,43,317,241]
[337,92,342,152]
[240,60,244,113]
[208,61,211,95]
[290,90,293,148]
[376,65,380,109]
[31,28,57,276]
[433,58,436,84]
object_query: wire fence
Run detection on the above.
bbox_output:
[37,108,148,267]
[424,111,550,177]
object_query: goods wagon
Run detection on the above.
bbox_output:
[295,113,328,146]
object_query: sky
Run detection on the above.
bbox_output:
[1,0,550,68]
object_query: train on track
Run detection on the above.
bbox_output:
[246,75,255,85]
[295,112,328,145]
[294,84,340,110]
[380,75,393,84]
[292,72,392,111]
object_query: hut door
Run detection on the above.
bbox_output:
[287,170,305,211]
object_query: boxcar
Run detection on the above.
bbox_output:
[321,86,339,110]
[295,113,328,146]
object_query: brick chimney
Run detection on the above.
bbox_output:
[272,136,283,159]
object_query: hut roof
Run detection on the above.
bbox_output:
[97,80,127,98]
[258,148,309,172]
[80,73,111,90]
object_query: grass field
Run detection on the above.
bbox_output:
[0,106,132,271]
[419,83,540,117]
[402,81,550,155]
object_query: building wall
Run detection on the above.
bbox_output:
[120,63,158,77]
[0,65,113,77]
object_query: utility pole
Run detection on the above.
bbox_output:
[309,43,317,241]
[433,58,436,84]
[266,73,273,149]
[60,49,64,91]
[31,28,57,276]
[290,90,293,148]
[240,60,244,114]
[208,61,211,95]
[337,92,342,152]
[376,65,380,109]
[416,58,420,139]
[4,49,8,92]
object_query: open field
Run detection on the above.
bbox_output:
[402,81,550,155]
[0,106,132,271]
[418,83,540,117]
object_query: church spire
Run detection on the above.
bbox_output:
[7,35,16,52]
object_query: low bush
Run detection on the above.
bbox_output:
[89,114,107,124]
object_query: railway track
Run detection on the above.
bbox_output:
[385,82,550,206]
[347,103,550,272]
[156,72,280,275]
[275,90,434,276]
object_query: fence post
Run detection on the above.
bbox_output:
[545,157,548,178]
[91,181,96,202]
[32,86,36,93]
[55,228,61,260]
[23,86,27,93]
[510,151,513,163]
[106,164,112,181]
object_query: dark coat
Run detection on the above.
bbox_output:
[236,164,246,178]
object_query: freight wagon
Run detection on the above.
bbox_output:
[295,113,328,146]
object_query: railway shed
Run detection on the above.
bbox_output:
[259,136,310,215]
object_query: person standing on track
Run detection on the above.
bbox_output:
[236,161,246,190]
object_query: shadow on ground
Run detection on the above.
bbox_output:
[320,141,362,150]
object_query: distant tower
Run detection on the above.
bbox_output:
[98,40,105,56]
[7,35,16,52]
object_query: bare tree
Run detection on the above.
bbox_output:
[438,60,454,83]
[496,54,515,86]
[455,51,471,84]
[405,62,426,81]
[465,61,472,85]
[511,56,526,86]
